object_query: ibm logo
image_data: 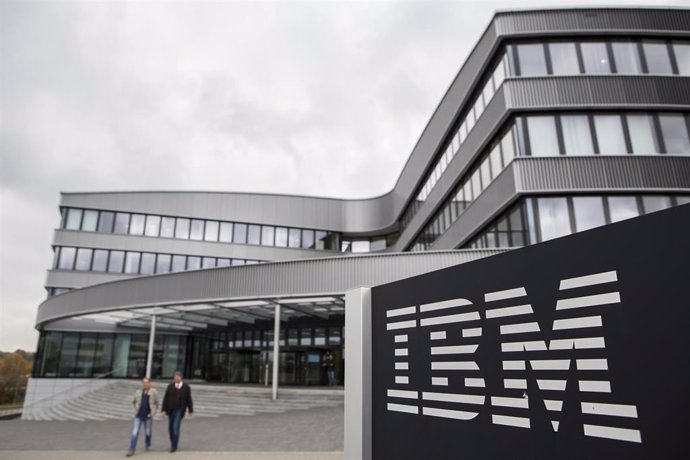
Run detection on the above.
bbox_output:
[384,270,642,444]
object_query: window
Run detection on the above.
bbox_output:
[175,218,190,239]
[594,115,627,154]
[140,253,156,275]
[92,249,108,272]
[536,197,570,241]
[58,247,76,270]
[471,170,481,197]
[314,328,326,346]
[288,228,301,248]
[247,224,261,245]
[561,115,594,155]
[526,116,559,156]
[218,222,233,243]
[261,226,275,246]
[217,258,231,267]
[144,215,160,237]
[113,213,130,234]
[611,42,642,74]
[300,328,312,346]
[129,214,145,235]
[658,114,690,154]
[580,42,611,74]
[82,210,98,231]
[627,114,660,154]
[673,42,690,75]
[98,211,114,233]
[93,334,114,375]
[187,256,201,270]
[204,221,219,242]
[302,229,315,249]
[202,257,215,268]
[124,252,141,274]
[572,197,606,232]
[108,250,125,273]
[352,240,370,253]
[549,42,579,75]
[642,195,671,214]
[171,255,186,272]
[156,254,171,273]
[58,333,79,376]
[75,248,92,271]
[233,223,247,244]
[643,41,673,74]
[329,327,342,345]
[516,44,547,76]
[65,208,82,230]
[607,196,639,223]
[160,217,175,238]
[370,238,386,252]
[190,219,204,240]
[501,128,516,164]
[275,227,288,247]
[480,158,491,188]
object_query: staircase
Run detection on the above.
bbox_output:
[23,381,344,421]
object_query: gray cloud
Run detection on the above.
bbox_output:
[0,0,682,351]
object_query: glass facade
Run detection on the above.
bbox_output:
[409,110,690,251]
[464,194,689,249]
[399,37,690,232]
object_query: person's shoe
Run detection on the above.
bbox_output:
[126,452,134,457]
[170,447,177,453]
[145,446,150,451]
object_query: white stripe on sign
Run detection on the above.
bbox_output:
[491,396,529,409]
[386,320,417,331]
[394,334,408,343]
[420,312,480,327]
[387,389,418,399]
[422,407,478,420]
[553,316,602,330]
[430,344,478,355]
[581,402,638,418]
[492,414,530,429]
[486,304,534,319]
[556,292,620,310]
[422,392,485,405]
[387,403,418,414]
[583,424,641,443]
[420,298,472,312]
[387,306,416,317]
[485,287,527,302]
[431,361,479,371]
[500,322,540,335]
[559,271,617,290]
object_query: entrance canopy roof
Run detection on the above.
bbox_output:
[38,249,505,332]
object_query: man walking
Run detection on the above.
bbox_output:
[126,377,159,457]
[161,371,194,453]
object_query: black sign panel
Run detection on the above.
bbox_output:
[371,204,690,459]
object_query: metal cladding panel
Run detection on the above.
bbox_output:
[36,250,506,327]
[494,8,690,36]
[513,156,690,192]
[45,270,136,290]
[505,76,690,110]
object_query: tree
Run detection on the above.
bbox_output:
[0,351,33,405]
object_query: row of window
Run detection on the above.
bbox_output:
[34,331,186,379]
[52,246,262,276]
[209,326,343,350]
[464,194,690,250]
[408,110,690,251]
[401,37,690,231]
[61,208,341,251]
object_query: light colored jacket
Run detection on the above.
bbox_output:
[132,388,159,416]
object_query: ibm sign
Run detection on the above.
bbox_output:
[370,205,689,459]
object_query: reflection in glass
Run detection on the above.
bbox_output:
[113,213,130,234]
[204,221,219,242]
[98,211,114,233]
[594,115,627,154]
[527,116,559,156]
[171,255,186,272]
[124,252,141,274]
[217,258,231,267]
[612,42,642,73]
[82,210,98,232]
[92,249,108,272]
[352,241,370,253]
[160,217,175,238]
[58,333,79,376]
[202,257,216,268]
[549,42,579,74]
[129,214,145,235]
[157,254,171,273]
[219,222,233,243]
[537,197,570,241]
[302,229,315,249]
[140,253,156,275]
[187,256,201,270]
[175,218,190,239]
[93,334,114,375]
[275,227,288,247]
[572,197,606,231]
[145,215,160,237]
[561,115,594,155]
[75,333,96,377]
[190,219,204,240]
[642,195,671,213]
[247,225,261,245]
[75,248,92,271]
[58,247,76,270]
[108,250,124,273]
[233,223,247,244]
[607,196,639,222]
[580,42,611,74]
[65,208,82,230]
[673,42,690,75]
[517,44,547,76]
[658,114,690,154]
[261,226,275,246]
[643,41,673,74]
[627,114,660,154]
[288,228,301,248]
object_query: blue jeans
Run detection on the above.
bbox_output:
[128,416,152,452]
[327,369,336,385]
[168,409,183,449]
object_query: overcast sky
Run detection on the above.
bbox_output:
[0,0,683,352]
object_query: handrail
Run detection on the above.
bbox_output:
[22,367,127,413]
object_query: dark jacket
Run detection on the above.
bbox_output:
[162,382,194,417]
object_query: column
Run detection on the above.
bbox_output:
[272,303,281,400]
[145,313,157,379]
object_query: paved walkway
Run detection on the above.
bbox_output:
[0,404,343,458]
